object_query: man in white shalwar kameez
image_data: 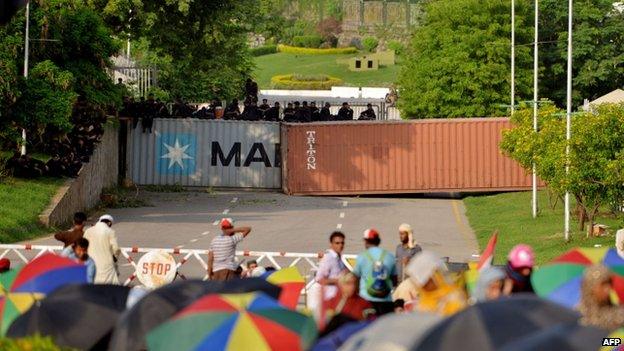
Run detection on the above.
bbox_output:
[84,214,120,284]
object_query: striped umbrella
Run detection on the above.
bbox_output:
[146,292,317,351]
[0,253,87,334]
[532,247,624,308]
[261,267,305,308]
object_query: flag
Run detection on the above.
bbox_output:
[477,231,498,271]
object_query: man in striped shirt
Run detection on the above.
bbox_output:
[208,218,252,281]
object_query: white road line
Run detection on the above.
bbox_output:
[175,245,185,249]
[121,263,133,267]
[190,239,198,243]
[339,212,345,218]
[212,220,219,226]
[222,209,230,215]
[342,201,348,207]
[336,223,343,229]
[202,231,210,236]
[231,197,238,203]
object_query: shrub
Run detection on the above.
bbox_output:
[250,45,278,57]
[387,40,405,56]
[277,45,357,55]
[362,36,379,53]
[316,17,342,45]
[0,336,70,351]
[270,74,343,90]
[292,35,324,48]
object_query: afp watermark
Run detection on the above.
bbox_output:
[603,338,621,347]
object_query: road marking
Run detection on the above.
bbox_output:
[339,212,345,218]
[202,231,210,236]
[336,223,343,229]
[212,220,219,226]
[342,201,348,207]
[121,263,133,267]
[190,239,198,243]
[231,197,238,203]
[451,200,477,251]
[175,245,185,249]
[222,209,230,215]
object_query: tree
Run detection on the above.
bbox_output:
[500,103,624,238]
[398,0,533,118]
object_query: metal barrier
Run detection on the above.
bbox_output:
[0,244,356,295]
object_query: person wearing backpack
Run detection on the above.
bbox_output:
[353,228,397,315]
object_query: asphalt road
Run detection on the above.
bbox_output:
[25,190,479,283]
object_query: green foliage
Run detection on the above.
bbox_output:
[362,37,379,53]
[250,45,279,57]
[316,17,342,47]
[387,40,405,56]
[399,0,533,118]
[292,35,324,48]
[270,74,342,90]
[325,0,343,20]
[277,44,357,55]
[282,19,317,46]
[0,335,71,351]
[500,103,624,236]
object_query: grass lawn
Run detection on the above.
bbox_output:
[253,52,401,88]
[0,177,64,243]
[464,190,622,265]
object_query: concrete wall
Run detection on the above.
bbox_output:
[39,120,119,227]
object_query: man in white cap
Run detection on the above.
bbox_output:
[353,228,397,315]
[208,218,252,281]
[396,223,421,283]
[83,214,120,284]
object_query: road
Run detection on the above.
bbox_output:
[26,190,479,282]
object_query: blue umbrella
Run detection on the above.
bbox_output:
[311,321,371,351]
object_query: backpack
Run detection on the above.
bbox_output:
[364,250,392,298]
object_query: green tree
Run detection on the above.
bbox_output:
[398,0,533,118]
[500,103,624,238]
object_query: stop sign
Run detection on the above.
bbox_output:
[136,250,177,288]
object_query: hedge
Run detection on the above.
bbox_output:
[0,336,70,351]
[250,45,278,57]
[271,74,343,90]
[277,44,357,55]
[292,35,323,48]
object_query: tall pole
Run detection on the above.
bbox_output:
[511,0,516,114]
[21,1,30,156]
[564,0,573,241]
[532,0,539,218]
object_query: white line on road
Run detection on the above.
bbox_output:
[222,209,230,215]
[190,239,198,243]
[121,263,133,267]
[342,201,348,207]
[202,231,210,236]
[231,197,238,203]
[336,223,343,229]
[175,245,185,249]
[339,212,345,218]
[212,220,219,226]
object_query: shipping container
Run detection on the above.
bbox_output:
[127,119,281,188]
[281,118,538,195]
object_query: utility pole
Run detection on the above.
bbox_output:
[564,0,573,241]
[510,0,515,115]
[532,0,539,218]
[21,1,30,156]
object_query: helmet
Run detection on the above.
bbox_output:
[508,244,535,269]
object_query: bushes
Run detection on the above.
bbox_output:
[250,45,278,57]
[292,35,323,48]
[0,336,70,351]
[277,45,357,55]
[270,74,343,90]
[387,40,405,56]
[362,37,379,53]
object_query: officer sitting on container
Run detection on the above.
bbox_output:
[358,103,377,121]
[337,102,354,121]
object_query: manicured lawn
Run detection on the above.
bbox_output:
[464,190,622,265]
[253,52,401,88]
[0,177,64,243]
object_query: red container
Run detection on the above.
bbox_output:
[282,118,537,195]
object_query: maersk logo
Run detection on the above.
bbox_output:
[156,133,196,174]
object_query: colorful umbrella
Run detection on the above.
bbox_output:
[146,292,317,351]
[532,247,624,308]
[0,253,87,334]
[261,267,305,309]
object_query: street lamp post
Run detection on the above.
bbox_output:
[511,0,515,115]
[564,0,573,241]
[21,1,30,156]
[532,0,539,218]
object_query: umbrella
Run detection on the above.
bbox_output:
[339,312,442,351]
[7,284,130,350]
[311,321,371,351]
[532,247,624,308]
[108,278,281,351]
[0,253,87,334]
[414,295,580,351]
[146,292,317,351]
[261,266,305,308]
[500,322,608,351]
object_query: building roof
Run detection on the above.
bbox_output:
[589,89,624,105]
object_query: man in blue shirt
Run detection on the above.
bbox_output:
[353,229,397,315]
[62,237,96,283]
